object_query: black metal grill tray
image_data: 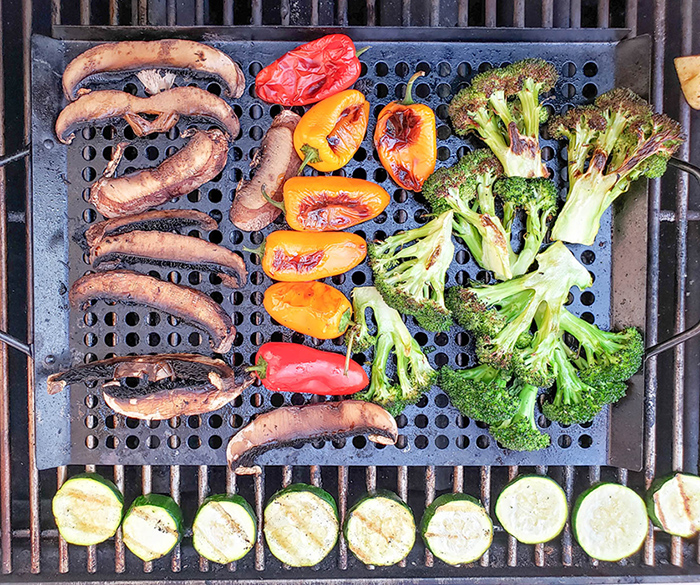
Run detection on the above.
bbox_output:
[31,33,647,469]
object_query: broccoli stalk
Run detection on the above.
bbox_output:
[489,381,550,451]
[448,59,558,178]
[447,241,592,386]
[369,210,455,332]
[550,88,683,245]
[346,287,437,416]
[438,365,518,424]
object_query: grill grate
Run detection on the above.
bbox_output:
[1,0,700,581]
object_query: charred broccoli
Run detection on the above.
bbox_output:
[549,88,683,245]
[489,380,551,451]
[346,286,437,416]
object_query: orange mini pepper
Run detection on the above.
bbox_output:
[263,281,352,339]
[374,71,437,192]
[250,230,367,282]
[281,176,390,231]
[294,89,370,173]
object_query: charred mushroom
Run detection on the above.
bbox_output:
[89,129,228,218]
[226,400,398,474]
[55,87,240,144]
[90,230,248,289]
[69,270,235,354]
[230,110,301,231]
[84,209,218,249]
[47,354,253,420]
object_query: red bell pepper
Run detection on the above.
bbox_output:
[255,34,369,106]
[248,342,368,395]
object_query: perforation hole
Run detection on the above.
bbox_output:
[476,435,490,449]
[395,62,409,77]
[583,62,598,77]
[126,436,139,449]
[582,83,598,100]
[353,436,367,449]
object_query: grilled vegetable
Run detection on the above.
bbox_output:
[122,494,183,562]
[89,230,247,289]
[676,56,700,110]
[281,176,390,231]
[62,40,245,101]
[69,270,236,353]
[255,34,367,106]
[192,495,256,564]
[89,129,228,218]
[264,484,339,566]
[647,473,700,537]
[374,72,436,191]
[494,475,568,544]
[572,483,648,562]
[230,110,302,231]
[294,89,369,173]
[52,473,124,546]
[421,494,493,565]
[84,209,217,249]
[251,230,366,282]
[263,281,352,339]
[249,342,368,395]
[55,86,240,144]
[345,490,415,566]
[226,400,398,474]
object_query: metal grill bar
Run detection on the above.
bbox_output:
[170,466,181,573]
[114,465,125,573]
[57,467,68,573]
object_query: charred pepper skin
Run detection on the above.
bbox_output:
[374,71,437,192]
[255,34,367,106]
[294,90,370,173]
[249,342,369,395]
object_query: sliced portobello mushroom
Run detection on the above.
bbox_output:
[89,129,229,218]
[69,270,235,353]
[47,353,253,420]
[230,110,301,231]
[62,40,245,101]
[55,87,240,144]
[84,209,217,249]
[226,400,398,474]
[90,230,247,289]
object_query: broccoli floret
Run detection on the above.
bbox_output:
[447,242,592,386]
[346,287,437,415]
[489,380,550,451]
[438,365,518,424]
[560,310,643,384]
[549,88,683,245]
[448,59,558,179]
[369,210,455,332]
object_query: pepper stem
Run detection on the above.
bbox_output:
[245,357,268,380]
[355,46,371,58]
[343,329,356,376]
[261,185,285,213]
[298,144,322,175]
[401,71,425,106]
[243,240,266,257]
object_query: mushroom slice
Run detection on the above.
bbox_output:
[230,110,301,231]
[226,401,398,474]
[69,270,235,354]
[55,87,240,144]
[47,353,253,420]
[90,230,247,289]
[62,40,245,101]
[84,209,218,249]
[89,129,228,218]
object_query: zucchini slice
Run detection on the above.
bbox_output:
[421,493,492,565]
[345,490,416,566]
[573,483,647,562]
[648,472,700,537]
[495,475,567,544]
[122,494,183,561]
[192,494,256,564]
[263,483,339,567]
[52,473,124,546]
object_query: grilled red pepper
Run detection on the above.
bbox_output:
[249,342,368,395]
[255,34,368,106]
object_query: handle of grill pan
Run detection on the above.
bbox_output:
[645,157,700,361]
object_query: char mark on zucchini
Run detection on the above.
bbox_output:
[68,270,236,353]
[89,230,247,288]
[62,40,245,101]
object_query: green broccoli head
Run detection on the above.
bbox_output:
[369,210,455,332]
[489,381,550,451]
